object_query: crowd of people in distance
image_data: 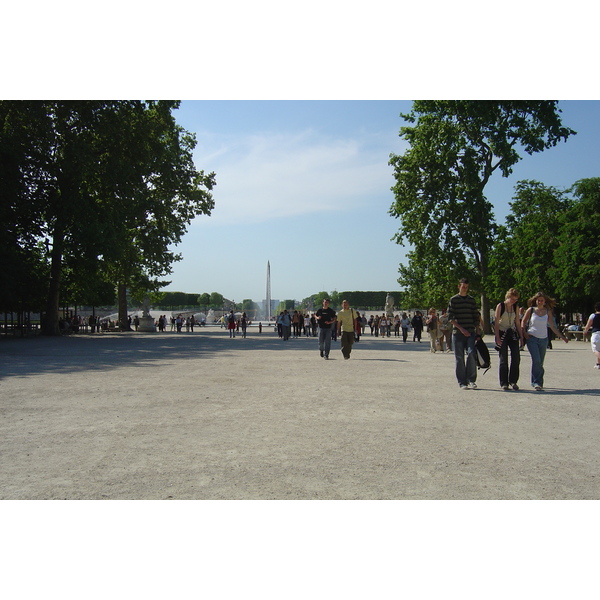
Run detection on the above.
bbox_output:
[55,282,600,391]
[154,314,206,332]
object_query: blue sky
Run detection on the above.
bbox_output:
[163,100,600,303]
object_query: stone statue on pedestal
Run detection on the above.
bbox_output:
[142,295,151,318]
[385,294,394,317]
[138,295,156,332]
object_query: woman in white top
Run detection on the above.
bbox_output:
[400,313,411,343]
[379,315,388,338]
[521,292,568,390]
[582,302,600,369]
[494,288,524,390]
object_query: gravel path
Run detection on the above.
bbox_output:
[1,328,599,499]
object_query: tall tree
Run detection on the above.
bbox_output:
[88,101,215,331]
[553,178,600,314]
[0,101,58,313]
[209,292,224,309]
[488,180,569,303]
[389,101,575,331]
[0,101,215,334]
[198,293,211,311]
[241,299,258,317]
[397,248,470,309]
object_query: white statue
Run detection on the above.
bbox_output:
[385,294,394,317]
[142,295,151,318]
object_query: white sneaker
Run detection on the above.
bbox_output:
[594,364,600,369]
[468,382,477,389]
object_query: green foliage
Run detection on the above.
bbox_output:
[397,249,473,309]
[389,101,575,329]
[299,291,405,311]
[488,180,569,302]
[0,101,215,333]
[486,177,600,315]
[274,300,295,313]
[336,291,405,310]
[299,291,335,310]
[241,299,258,316]
[198,292,211,308]
[209,292,224,308]
[156,291,201,308]
[553,178,600,314]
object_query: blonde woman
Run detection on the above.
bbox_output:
[522,292,568,391]
[494,288,524,390]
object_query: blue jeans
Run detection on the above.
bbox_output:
[318,327,332,357]
[453,332,477,386]
[526,336,547,388]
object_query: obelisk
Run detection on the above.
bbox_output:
[266,261,271,322]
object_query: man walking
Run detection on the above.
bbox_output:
[337,299,358,360]
[447,278,481,389]
[315,298,337,359]
[281,309,291,341]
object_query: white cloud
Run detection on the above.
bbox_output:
[191,129,396,226]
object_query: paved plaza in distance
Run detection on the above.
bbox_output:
[1,328,599,499]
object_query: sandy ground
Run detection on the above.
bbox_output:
[1,327,599,500]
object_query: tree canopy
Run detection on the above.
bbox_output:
[389,101,576,330]
[553,178,600,314]
[0,101,215,333]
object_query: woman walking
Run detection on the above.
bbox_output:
[438,308,452,352]
[379,314,388,338]
[411,311,424,342]
[227,310,237,338]
[240,312,248,338]
[355,311,362,342]
[582,302,600,369]
[426,308,439,353]
[521,292,568,390]
[494,288,524,390]
[400,313,410,343]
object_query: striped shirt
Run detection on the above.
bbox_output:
[447,293,480,334]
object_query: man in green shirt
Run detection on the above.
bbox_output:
[337,299,358,360]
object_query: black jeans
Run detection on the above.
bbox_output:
[498,329,520,387]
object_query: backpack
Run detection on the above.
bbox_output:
[474,335,491,374]
[228,313,235,323]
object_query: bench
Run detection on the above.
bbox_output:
[565,330,588,341]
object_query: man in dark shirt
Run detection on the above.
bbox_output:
[315,298,337,359]
[447,278,481,389]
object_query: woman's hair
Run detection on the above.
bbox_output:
[527,292,556,309]
[505,288,519,300]
[429,308,436,313]
[595,302,600,312]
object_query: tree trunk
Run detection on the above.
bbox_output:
[117,282,131,331]
[478,250,492,335]
[41,227,64,336]
[480,292,492,334]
